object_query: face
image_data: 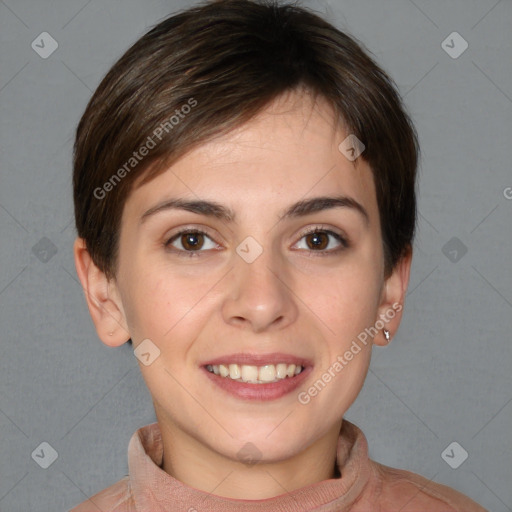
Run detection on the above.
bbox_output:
[76,90,409,465]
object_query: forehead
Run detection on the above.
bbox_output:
[126,91,378,223]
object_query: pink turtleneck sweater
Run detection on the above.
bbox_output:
[69,420,487,511]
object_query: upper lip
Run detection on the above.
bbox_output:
[201,352,313,367]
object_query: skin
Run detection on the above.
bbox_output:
[74,89,411,500]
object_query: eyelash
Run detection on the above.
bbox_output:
[164,225,349,258]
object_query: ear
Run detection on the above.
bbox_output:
[373,246,412,346]
[73,237,130,347]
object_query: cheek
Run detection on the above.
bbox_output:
[116,262,171,340]
[301,260,380,411]
[312,255,382,334]
[121,264,218,347]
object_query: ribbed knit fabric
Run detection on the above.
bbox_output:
[70,420,487,512]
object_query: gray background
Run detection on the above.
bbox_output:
[0,0,511,510]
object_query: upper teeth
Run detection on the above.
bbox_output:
[206,363,303,383]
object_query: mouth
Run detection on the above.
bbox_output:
[205,362,304,384]
[201,353,312,401]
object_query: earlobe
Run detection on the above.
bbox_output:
[73,237,130,347]
[374,246,412,346]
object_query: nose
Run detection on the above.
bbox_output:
[221,245,298,333]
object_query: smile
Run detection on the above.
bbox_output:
[206,363,304,384]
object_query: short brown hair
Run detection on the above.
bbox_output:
[73,0,419,280]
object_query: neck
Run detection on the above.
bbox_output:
[156,414,342,500]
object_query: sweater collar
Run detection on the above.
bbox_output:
[128,419,371,511]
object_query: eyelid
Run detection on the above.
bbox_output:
[165,224,221,243]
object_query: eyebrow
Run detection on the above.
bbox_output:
[140,194,369,225]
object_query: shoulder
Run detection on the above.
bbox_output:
[371,462,488,512]
[68,476,134,512]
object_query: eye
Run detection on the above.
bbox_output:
[294,226,349,254]
[164,225,349,258]
[165,229,218,257]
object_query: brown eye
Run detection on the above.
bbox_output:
[294,227,349,254]
[165,229,218,256]
[180,232,205,251]
[305,231,329,250]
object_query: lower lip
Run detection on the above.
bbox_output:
[201,366,312,401]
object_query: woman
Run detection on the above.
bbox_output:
[71,0,487,510]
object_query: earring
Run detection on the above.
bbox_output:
[383,329,390,342]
